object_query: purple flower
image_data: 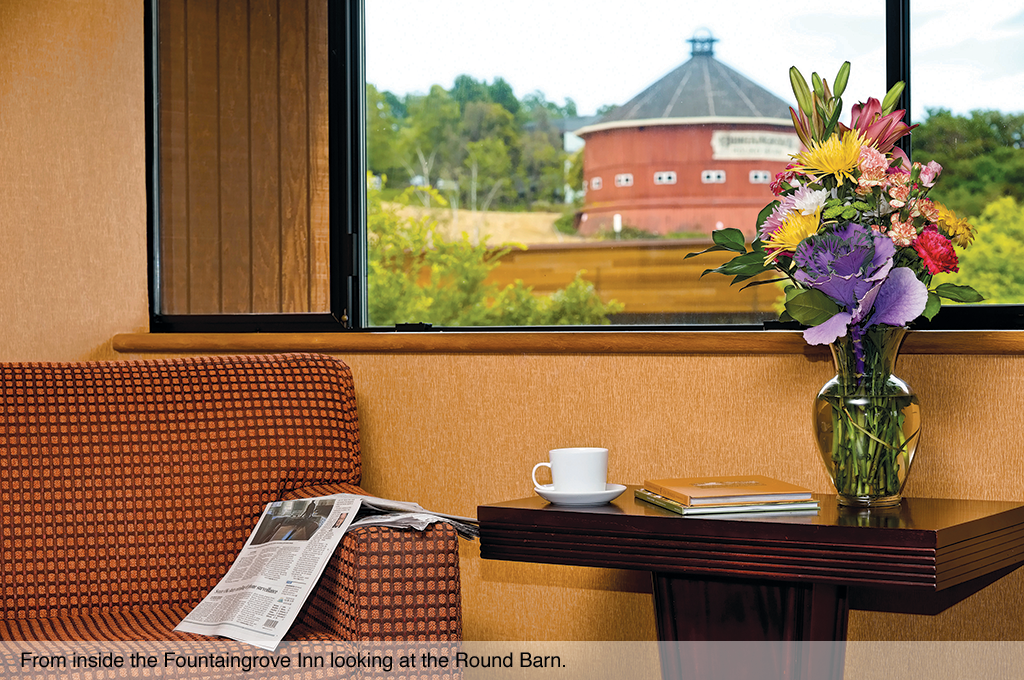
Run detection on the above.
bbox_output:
[793,223,927,353]
[793,223,893,312]
[869,267,929,327]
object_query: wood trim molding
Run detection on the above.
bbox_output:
[112,330,1024,356]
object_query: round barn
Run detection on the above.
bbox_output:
[575,31,801,238]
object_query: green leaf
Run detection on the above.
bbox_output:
[923,291,942,320]
[685,228,751,260]
[711,227,748,253]
[934,283,985,303]
[739,277,788,291]
[784,288,840,326]
[684,245,728,259]
[821,98,844,140]
[715,251,771,278]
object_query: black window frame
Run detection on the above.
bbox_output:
[145,0,365,333]
[145,0,1022,334]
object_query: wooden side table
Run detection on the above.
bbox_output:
[478,488,1024,679]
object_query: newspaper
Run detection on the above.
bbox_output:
[174,493,478,650]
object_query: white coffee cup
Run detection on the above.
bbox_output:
[532,447,608,493]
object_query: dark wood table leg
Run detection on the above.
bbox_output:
[652,573,849,680]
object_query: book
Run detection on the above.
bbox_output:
[635,487,819,516]
[642,474,813,506]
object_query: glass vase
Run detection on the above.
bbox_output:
[813,326,921,507]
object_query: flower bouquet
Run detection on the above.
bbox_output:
[690,62,983,506]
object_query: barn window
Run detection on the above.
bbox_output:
[615,173,634,187]
[749,170,772,184]
[654,171,677,185]
[590,177,603,190]
[701,170,726,184]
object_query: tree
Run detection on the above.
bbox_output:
[936,196,1024,303]
[367,176,623,326]
[398,85,462,205]
[459,102,519,212]
[488,77,520,117]
[520,90,576,120]
[365,84,403,180]
[464,138,511,212]
[450,74,490,114]
[519,127,566,206]
[913,108,1024,217]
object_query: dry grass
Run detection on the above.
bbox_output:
[393,204,584,245]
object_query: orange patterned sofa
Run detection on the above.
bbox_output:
[0,353,462,643]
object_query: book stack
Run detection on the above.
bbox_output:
[636,475,819,517]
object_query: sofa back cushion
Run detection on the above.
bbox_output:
[0,353,360,619]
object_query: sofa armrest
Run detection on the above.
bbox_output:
[298,522,463,641]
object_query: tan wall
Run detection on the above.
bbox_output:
[3,0,1024,649]
[0,0,149,360]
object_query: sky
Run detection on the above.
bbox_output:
[366,0,1024,123]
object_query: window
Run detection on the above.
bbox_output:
[148,0,358,332]
[147,0,1021,332]
[615,173,634,187]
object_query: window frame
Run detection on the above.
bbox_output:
[145,0,1019,334]
[145,0,365,332]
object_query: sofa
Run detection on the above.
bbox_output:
[0,353,462,643]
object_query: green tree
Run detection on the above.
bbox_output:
[399,85,462,204]
[519,127,566,206]
[936,196,1024,303]
[450,74,491,114]
[367,176,622,326]
[488,77,520,116]
[520,90,576,119]
[366,84,403,181]
[464,137,512,213]
[913,108,1024,217]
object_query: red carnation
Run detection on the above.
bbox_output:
[913,226,959,274]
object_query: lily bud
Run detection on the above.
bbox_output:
[833,61,851,98]
[812,72,824,98]
[881,81,905,115]
[790,66,814,117]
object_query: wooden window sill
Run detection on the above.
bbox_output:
[112,330,1024,355]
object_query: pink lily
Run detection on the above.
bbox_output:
[840,97,917,154]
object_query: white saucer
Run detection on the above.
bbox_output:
[535,483,627,506]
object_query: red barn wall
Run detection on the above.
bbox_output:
[580,123,797,237]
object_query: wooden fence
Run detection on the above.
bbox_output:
[489,240,782,318]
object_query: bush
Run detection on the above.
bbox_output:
[367,176,623,326]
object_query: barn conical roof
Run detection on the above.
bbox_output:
[577,32,793,136]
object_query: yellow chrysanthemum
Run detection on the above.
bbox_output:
[764,208,822,264]
[791,130,864,185]
[936,202,975,248]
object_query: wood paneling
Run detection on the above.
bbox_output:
[157,0,329,314]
